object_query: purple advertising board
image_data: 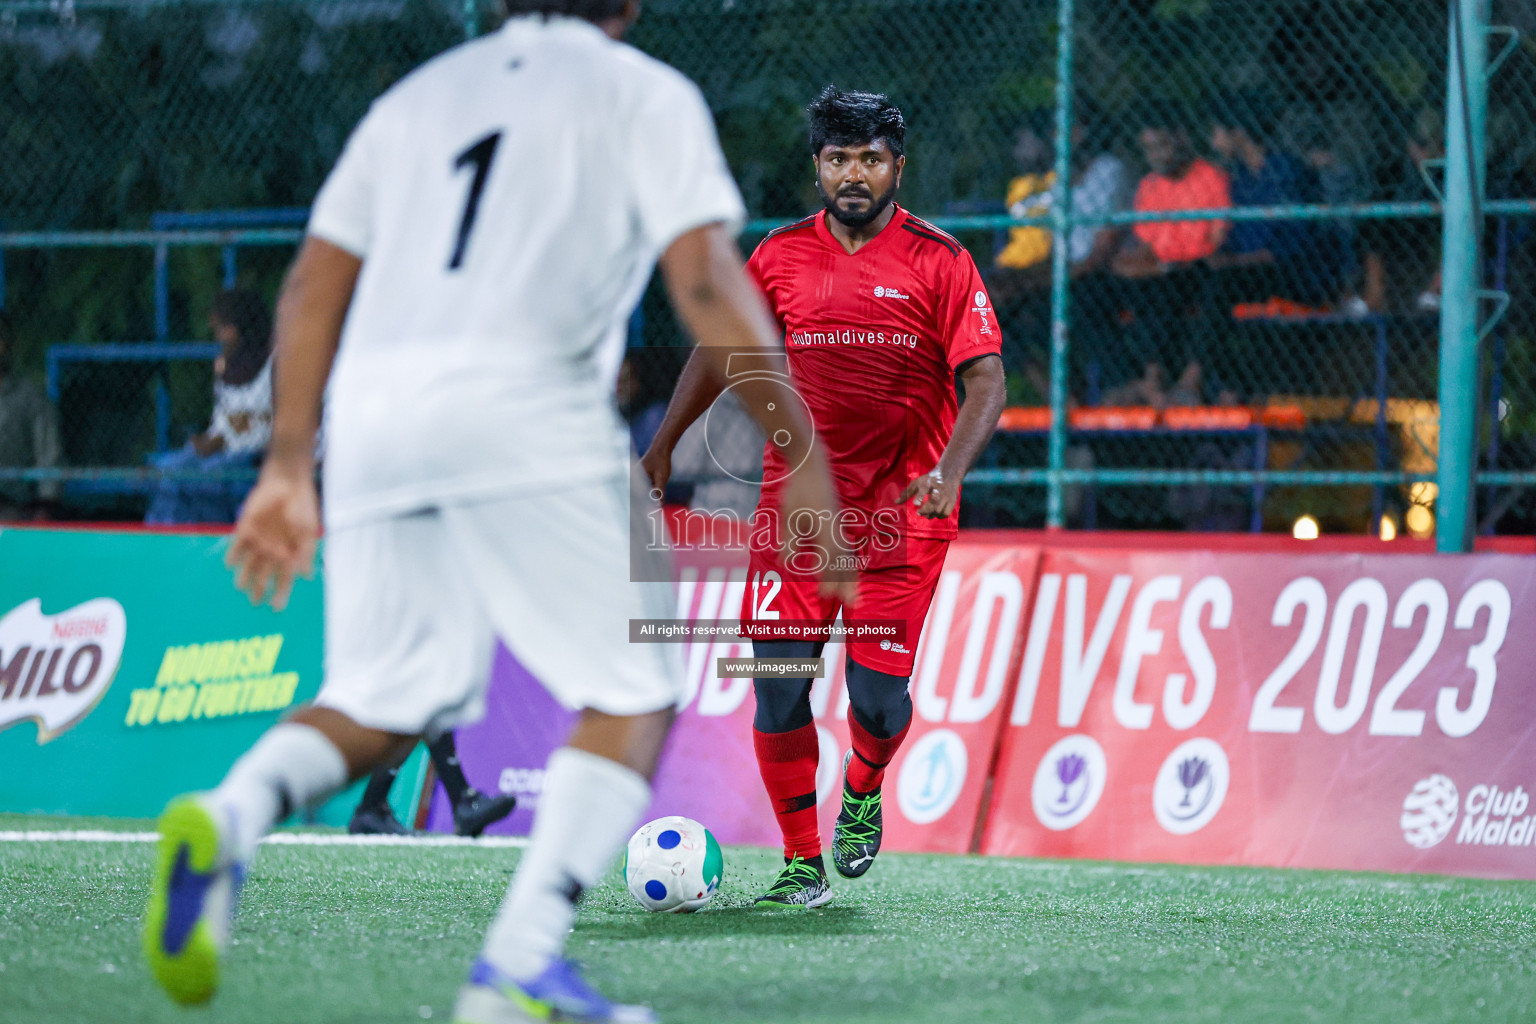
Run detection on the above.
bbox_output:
[424,639,782,844]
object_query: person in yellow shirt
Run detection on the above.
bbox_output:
[998,116,1129,274]
[997,167,1056,270]
[990,114,1129,396]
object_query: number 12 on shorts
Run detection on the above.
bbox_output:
[750,571,781,620]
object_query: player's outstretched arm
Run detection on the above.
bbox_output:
[228,237,360,610]
[646,224,787,494]
[657,223,854,601]
[637,346,723,496]
[902,353,1006,519]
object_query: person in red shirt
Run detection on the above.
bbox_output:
[1118,130,1230,269]
[643,87,1005,908]
[1112,110,1232,399]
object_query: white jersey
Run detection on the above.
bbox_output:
[308,14,745,527]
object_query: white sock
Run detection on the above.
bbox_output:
[209,723,349,861]
[481,747,651,981]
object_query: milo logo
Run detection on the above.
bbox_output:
[0,598,127,743]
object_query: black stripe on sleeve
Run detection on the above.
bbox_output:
[764,214,818,241]
[901,221,961,257]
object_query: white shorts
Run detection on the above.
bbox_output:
[314,472,681,736]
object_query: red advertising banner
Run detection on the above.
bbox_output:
[821,539,1039,853]
[981,549,1536,879]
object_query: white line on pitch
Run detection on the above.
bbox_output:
[266,832,529,848]
[0,830,155,843]
[0,830,529,848]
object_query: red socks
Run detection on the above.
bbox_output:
[846,714,911,795]
[753,724,821,860]
[753,715,913,857]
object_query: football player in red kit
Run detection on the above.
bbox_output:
[642,87,1005,907]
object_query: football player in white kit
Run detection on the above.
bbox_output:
[140,2,850,1021]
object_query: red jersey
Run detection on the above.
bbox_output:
[745,205,1001,540]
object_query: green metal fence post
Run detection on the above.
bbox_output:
[1046,0,1075,530]
[1437,0,1490,553]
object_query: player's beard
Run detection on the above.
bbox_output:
[818,180,896,229]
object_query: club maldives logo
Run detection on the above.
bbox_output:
[1401,775,1536,850]
[1031,735,1107,831]
[1152,738,1230,835]
[896,728,968,825]
[1401,775,1460,849]
[0,598,127,744]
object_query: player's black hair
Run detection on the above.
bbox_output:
[807,86,906,159]
[500,0,628,20]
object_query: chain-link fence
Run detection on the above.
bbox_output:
[1,0,1533,534]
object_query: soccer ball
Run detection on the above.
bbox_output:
[623,815,723,913]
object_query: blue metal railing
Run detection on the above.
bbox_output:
[47,342,222,453]
[3,200,1534,522]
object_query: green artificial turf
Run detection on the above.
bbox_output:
[2,813,1533,1023]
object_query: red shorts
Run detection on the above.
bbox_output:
[738,535,950,677]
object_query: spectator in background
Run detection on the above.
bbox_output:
[989,108,1129,395]
[995,114,1128,280]
[1112,110,1230,398]
[992,116,1055,281]
[1205,100,1332,307]
[0,313,63,520]
[145,289,273,524]
[1115,113,1231,274]
[1292,112,1383,317]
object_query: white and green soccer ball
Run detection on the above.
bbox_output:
[623,815,723,913]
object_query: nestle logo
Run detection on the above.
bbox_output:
[52,617,109,640]
[0,598,128,744]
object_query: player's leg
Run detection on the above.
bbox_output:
[740,534,839,908]
[428,732,518,837]
[831,539,949,878]
[468,706,673,986]
[349,743,417,835]
[145,511,489,1007]
[145,707,413,1005]
[442,476,681,1023]
[832,659,912,878]
[749,638,834,908]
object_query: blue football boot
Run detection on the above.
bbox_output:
[453,956,657,1023]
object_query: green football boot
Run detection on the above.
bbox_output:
[753,855,832,909]
[142,795,245,1006]
[832,750,883,878]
